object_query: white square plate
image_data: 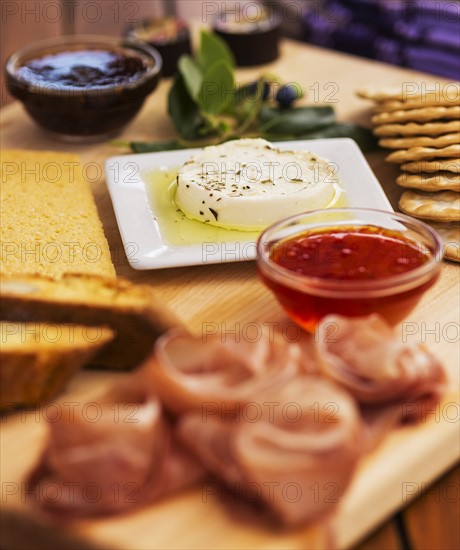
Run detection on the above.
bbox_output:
[105,138,392,270]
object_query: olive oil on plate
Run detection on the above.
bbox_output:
[144,168,346,247]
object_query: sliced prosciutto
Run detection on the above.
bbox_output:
[142,328,304,416]
[177,376,365,527]
[314,314,447,421]
[28,379,204,517]
[25,314,447,524]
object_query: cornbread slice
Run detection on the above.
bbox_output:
[1,322,113,410]
[0,273,182,370]
[0,150,115,279]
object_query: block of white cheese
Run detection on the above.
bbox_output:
[173,138,338,231]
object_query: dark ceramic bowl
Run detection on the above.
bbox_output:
[6,34,162,142]
[125,18,192,77]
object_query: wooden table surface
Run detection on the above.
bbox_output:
[1,39,459,550]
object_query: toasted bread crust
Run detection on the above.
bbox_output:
[0,273,183,370]
[1,322,113,409]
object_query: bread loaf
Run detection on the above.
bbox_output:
[0,150,115,279]
[0,273,182,370]
[1,322,113,410]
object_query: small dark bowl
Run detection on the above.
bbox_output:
[125,18,192,77]
[6,34,162,142]
[213,10,281,66]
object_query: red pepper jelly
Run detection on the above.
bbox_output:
[258,223,441,331]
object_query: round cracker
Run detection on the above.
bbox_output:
[399,190,460,222]
[357,85,460,102]
[374,121,460,137]
[430,222,460,262]
[357,86,409,101]
[372,106,460,126]
[401,159,460,173]
[379,134,460,150]
[387,144,460,164]
[397,172,460,192]
[373,98,459,113]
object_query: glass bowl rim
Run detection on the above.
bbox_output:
[256,207,443,297]
[5,33,163,95]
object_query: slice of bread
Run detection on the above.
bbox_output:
[0,149,115,279]
[1,322,113,410]
[0,273,182,370]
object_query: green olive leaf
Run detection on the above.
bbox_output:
[299,123,379,152]
[168,74,208,140]
[258,106,336,135]
[198,30,235,71]
[198,60,235,115]
[178,55,203,101]
[129,140,185,153]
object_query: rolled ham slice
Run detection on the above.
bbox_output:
[178,376,365,527]
[26,314,447,524]
[143,328,304,416]
[314,314,447,421]
[27,379,204,518]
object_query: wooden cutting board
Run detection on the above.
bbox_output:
[1,39,459,549]
[1,289,459,550]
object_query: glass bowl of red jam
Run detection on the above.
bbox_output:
[5,35,162,142]
[257,208,442,331]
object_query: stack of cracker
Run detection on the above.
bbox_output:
[357,85,460,263]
